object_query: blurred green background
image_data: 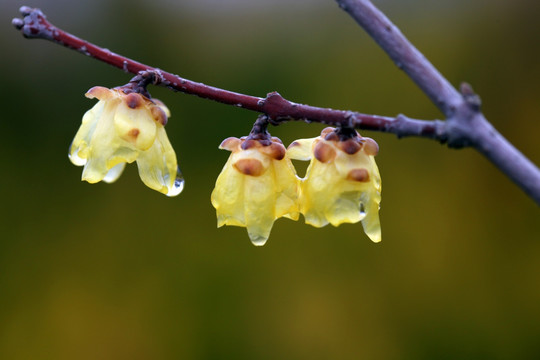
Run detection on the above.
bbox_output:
[1,0,540,359]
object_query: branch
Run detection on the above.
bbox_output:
[11,4,540,205]
[11,6,444,141]
[336,0,540,205]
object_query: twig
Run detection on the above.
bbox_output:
[11,6,444,140]
[11,3,540,204]
[336,0,540,204]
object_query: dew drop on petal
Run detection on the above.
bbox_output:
[166,166,185,197]
[68,143,86,166]
[248,233,268,246]
[103,162,126,183]
[359,202,367,220]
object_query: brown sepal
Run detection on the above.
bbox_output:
[314,141,337,163]
[150,106,168,125]
[219,137,241,151]
[347,168,370,182]
[362,138,379,156]
[260,142,286,160]
[125,92,143,109]
[234,159,265,177]
[338,139,362,155]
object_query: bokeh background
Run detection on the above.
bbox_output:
[1,0,539,358]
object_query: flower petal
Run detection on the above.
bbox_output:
[69,100,105,165]
[80,99,139,183]
[212,155,246,226]
[286,138,317,161]
[272,157,300,220]
[243,174,276,246]
[136,126,180,196]
[114,98,157,151]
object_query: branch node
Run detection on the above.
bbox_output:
[460,82,482,111]
[247,115,272,142]
[261,92,293,124]
[445,120,472,149]
[116,70,164,99]
[344,111,357,127]
[433,120,448,143]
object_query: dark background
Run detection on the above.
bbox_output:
[1,0,539,358]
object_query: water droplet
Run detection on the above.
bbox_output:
[166,166,185,197]
[248,233,268,246]
[358,202,366,220]
[103,163,126,183]
[68,143,86,166]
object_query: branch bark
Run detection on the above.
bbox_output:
[336,0,540,204]
[11,3,540,205]
[11,6,442,140]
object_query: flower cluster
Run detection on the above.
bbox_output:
[211,127,382,245]
[69,86,183,196]
[69,86,380,246]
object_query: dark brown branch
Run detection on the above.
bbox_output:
[336,0,540,205]
[11,6,444,141]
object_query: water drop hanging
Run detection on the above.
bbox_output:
[167,166,185,197]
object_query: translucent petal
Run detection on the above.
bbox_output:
[360,190,382,243]
[233,148,271,173]
[136,126,179,195]
[333,149,372,178]
[114,101,157,151]
[286,138,317,161]
[325,189,365,226]
[300,160,335,227]
[244,174,276,246]
[271,157,300,220]
[69,100,105,165]
[211,156,246,227]
[80,99,139,183]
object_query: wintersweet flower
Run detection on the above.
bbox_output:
[211,136,299,246]
[287,127,382,243]
[69,86,183,196]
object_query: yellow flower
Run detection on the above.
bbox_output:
[211,136,299,246]
[69,86,183,196]
[287,127,382,243]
